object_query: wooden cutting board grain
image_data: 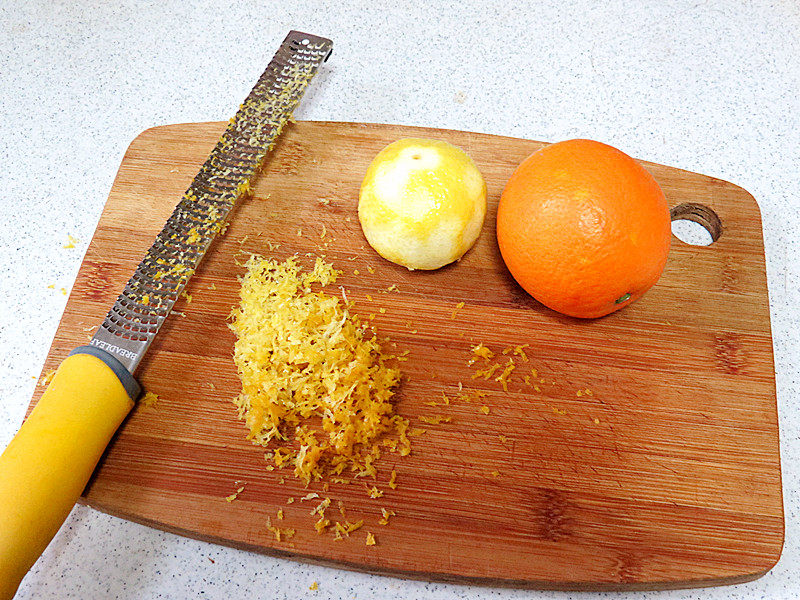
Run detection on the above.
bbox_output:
[31,121,783,590]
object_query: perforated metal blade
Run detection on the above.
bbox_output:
[89,31,332,373]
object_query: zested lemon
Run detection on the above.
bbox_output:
[358,138,487,270]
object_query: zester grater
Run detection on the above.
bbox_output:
[0,31,332,600]
[92,31,332,373]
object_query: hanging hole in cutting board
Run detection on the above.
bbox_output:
[670,202,722,246]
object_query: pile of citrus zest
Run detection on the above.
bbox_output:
[141,391,160,409]
[229,255,409,486]
[367,486,384,499]
[366,532,377,546]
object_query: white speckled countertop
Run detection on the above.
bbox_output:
[1,1,798,598]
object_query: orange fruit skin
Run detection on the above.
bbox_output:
[496,139,671,319]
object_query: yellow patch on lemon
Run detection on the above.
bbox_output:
[358,138,487,270]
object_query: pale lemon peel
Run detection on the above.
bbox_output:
[358,138,487,270]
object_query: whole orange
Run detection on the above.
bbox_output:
[496,139,671,318]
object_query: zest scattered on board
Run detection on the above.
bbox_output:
[220,246,601,545]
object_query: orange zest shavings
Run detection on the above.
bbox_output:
[472,363,500,380]
[39,369,56,387]
[333,519,364,540]
[310,498,331,517]
[225,483,245,502]
[494,360,516,391]
[314,516,331,533]
[141,391,160,409]
[468,343,494,365]
[378,508,395,525]
[266,516,295,541]
[418,415,451,425]
[229,256,410,486]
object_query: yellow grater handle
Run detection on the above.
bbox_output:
[0,350,138,599]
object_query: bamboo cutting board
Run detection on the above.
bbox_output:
[32,121,783,590]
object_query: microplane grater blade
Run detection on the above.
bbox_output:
[89,31,332,373]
